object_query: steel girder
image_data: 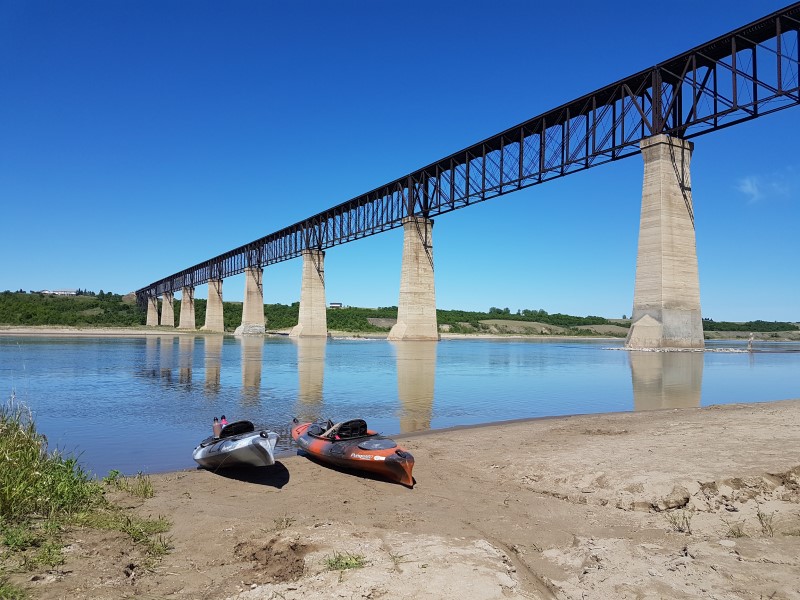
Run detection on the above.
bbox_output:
[136,3,800,306]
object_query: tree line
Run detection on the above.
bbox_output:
[1,291,796,333]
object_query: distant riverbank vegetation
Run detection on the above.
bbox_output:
[0,290,145,327]
[1,291,796,335]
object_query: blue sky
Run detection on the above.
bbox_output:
[1,0,797,322]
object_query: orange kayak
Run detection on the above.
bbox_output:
[291,418,415,488]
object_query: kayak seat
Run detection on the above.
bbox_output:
[333,419,368,440]
[219,420,255,438]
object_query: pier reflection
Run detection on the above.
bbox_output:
[204,335,223,394]
[179,336,194,385]
[629,351,703,411]
[240,336,263,406]
[294,337,327,420]
[159,336,176,382]
[142,336,159,378]
[393,341,437,433]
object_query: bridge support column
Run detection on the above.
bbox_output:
[626,135,703,349]
[388,217,439,341]
[146,297,159,327]
[160,292,175,327]
[290,249,327,338]
[236,267,266,336]
[202,279,225,333]
[179,286,196,330]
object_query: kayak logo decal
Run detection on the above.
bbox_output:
[349,453,373,460]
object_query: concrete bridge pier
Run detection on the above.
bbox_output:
[236,267,266,336]
[290,249,328,338]
[388,216,439,341]
[160,292,175,327]
[202,278,225,333]
[179,286,196,330]
[146,297,159,327]
[626,134,704,350]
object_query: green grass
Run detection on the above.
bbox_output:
[0,394,173,593]
[103,470,155,499]
[324,551,366,571]
[0,398,104,521]
[0,577,28,599]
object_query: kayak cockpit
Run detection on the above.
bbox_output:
[307,418,376,441]
[197,420,258,448]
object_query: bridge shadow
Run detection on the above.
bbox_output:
[203,461,290,489]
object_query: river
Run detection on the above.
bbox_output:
[1,334,797,476]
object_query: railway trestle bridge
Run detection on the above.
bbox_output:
[136,3,800,348]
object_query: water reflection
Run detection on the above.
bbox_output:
[179,336,194,385]
[629,351,703,411]
[159,336,175,381]
[143,336,159,378]
[204,335,223,394]
[240,336,263,406]
[294,337,326,420]
[393,341,437,433]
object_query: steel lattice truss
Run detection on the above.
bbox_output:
[137,3,800,304]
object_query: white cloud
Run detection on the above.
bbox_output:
[736,176,763,204]
[735,168,795,204]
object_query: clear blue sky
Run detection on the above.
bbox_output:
[1,1,797,322]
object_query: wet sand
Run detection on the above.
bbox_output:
[18,399,800,599]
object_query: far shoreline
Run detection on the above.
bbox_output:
[2,324,798,342]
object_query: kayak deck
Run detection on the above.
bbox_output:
[291,419,415,487]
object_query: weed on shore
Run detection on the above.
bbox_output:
[0,393,172,597]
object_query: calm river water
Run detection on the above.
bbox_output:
[1,334,798,477]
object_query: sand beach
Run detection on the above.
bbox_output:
[14,397,800,600]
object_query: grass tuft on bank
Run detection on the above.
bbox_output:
[0,393,172,598]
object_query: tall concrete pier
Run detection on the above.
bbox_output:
[388,217,439,341]
[237,267,266,335]
[626,135,703,349]
[202,279,225,333]
[289,249,328,338]
[146,297,159,327]
[160,292,175,327]
[179,286,196,330]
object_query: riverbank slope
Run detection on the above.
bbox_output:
[17,399,800,599]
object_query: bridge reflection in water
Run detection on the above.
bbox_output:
[294,337,326,421]
[393,341,437,433]
[629,351,703,411]
[240,336,263,406]
[204,334,223,394]
[179,335,194,385]
[145,336,710,427]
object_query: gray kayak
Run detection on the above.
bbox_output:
[192,420,279,469]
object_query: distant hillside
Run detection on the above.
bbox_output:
[0,291,145,327]
[0,292,796,336]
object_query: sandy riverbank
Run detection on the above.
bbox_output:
[16,399,800,599]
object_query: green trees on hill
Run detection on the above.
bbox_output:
[438,308,609,328]
[701,318,798,332]
[0,291,145,327]
[1,291,796,333]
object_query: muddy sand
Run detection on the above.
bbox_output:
[16,399,800,599]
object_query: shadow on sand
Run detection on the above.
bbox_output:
[203,461,291,489]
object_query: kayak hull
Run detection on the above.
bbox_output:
[291,421,414,487]
[193,430,279,469]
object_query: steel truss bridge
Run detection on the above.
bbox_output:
[136,3,800,304]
